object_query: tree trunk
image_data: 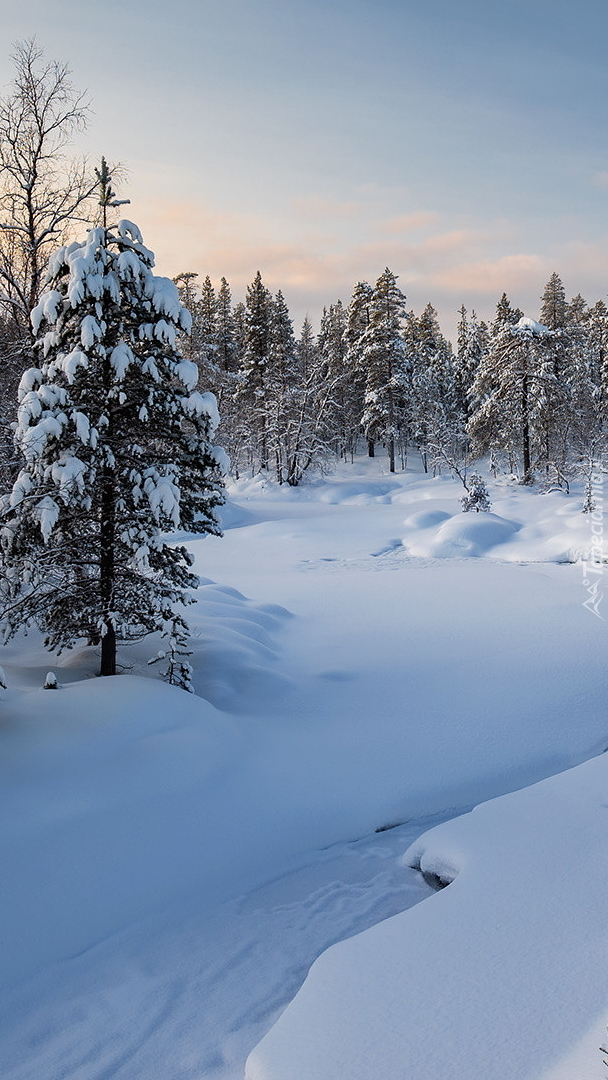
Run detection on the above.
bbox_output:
[100,621,116,676]
[99,324,117,676]
[368,439,375,457]
[99,473,116,676]
[522,371,531,482]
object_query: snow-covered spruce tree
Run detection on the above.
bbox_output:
[266,289,298,484]
[235,270,273,473]
[216,276,238,373]
[406,302,456,473]
[360,269,409,473]
[460,473,491,512]
[468,315,557,483]
[344,281,373,455]
[174,272,220,392]
[280,316,339,486]
[0,214,225,680]
[455,306,488,422]
[318,300,360,461]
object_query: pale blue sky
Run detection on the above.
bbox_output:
[2,0,608,337]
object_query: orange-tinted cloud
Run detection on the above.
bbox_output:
[430,253,547,294]
[127,190,607,341]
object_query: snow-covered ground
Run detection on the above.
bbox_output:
[1,454,607,1080]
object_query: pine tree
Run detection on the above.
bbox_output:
[455,306,487,421]
[468,316,556,482]
[232,300,247,364]
[344,281,373,454]
[318,300,358,459]
[298,315,317,380]
[216,277,238,372]
[198,275,219,374]
[174,273,220,392]
[0,201,225,679]
[173,270,200,364]
[360,269,409,473]
[236,270,273,471]
[267,289,298,483]
[406,303,456,472]
[492,293,524,333]
[587,300,608,419]
[539,272,567,333]
[562,296,606,489]
[281,317,336,486]
[461,474,491,512]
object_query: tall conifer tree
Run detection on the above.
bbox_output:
[360,269,409,473]
[0,183,224,679]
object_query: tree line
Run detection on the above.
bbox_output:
[175,265,608,496]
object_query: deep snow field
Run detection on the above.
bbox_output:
[1,454,607,1080]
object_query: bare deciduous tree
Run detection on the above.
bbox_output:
[0,39,96,488]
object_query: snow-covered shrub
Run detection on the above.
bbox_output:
[43,671,58,689]
[148,616,194,692]
[461,474,491,512]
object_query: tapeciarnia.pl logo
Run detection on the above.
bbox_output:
[582,465,605,620]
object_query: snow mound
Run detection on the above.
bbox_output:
[218,499,258,530]
[403,508,451,529]
[188,581,294,713]
[429,512,520,557]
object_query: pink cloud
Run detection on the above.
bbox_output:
[128,192,608,341]
[430,253,547,294]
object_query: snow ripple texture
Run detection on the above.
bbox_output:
[0,820,447,1080]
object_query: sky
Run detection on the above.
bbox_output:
[1,0,608,340]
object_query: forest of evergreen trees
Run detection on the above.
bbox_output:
[172,265,608,499]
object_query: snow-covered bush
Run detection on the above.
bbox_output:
[147,616,194,692]
[460,474,491,512]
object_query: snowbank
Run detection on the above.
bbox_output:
[247,752,608,1080]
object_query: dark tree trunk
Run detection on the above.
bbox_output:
[100,620,116,676]
[522,371,531,483]
[99,474,116,676]
[99,318,117,677]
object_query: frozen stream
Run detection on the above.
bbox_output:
[0,813,458,1080]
